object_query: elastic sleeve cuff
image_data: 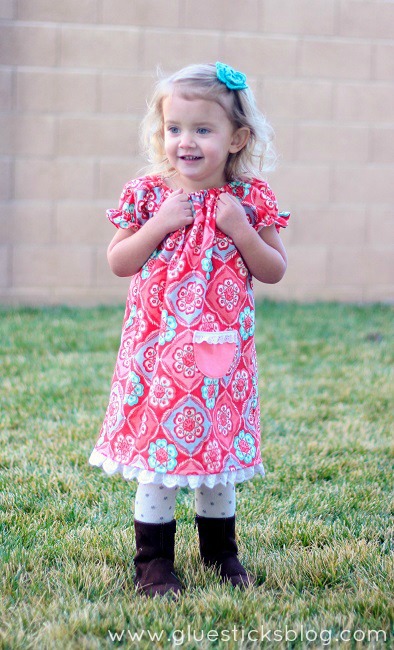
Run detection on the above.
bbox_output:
[106,208,140,230]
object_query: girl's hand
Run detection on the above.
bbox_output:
[155,188,194,236]
[215,192,249,240]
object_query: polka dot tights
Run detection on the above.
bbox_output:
[134,482,236,524]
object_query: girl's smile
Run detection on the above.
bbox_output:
[162,92,249,192]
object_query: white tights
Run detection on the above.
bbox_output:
[134,482,236,524]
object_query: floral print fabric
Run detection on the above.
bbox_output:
[89,175,288,486]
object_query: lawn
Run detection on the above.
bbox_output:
[0,302,393,649]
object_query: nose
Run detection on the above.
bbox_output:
[178,131,196,149]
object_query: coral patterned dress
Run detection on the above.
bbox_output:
[89,175,289,488]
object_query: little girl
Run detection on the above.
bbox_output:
[89,62,289,597]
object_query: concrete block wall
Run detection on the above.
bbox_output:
[1,0,393,305]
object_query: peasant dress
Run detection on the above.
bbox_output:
[89,175,289,488]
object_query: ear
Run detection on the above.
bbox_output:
[229,127,250,153]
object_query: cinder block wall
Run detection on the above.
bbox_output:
[1,0,393,305]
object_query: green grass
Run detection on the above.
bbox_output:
[0,302,393,649]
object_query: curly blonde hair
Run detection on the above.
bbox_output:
[140,63,276,181]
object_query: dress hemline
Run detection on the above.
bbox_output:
[88,450,265,488]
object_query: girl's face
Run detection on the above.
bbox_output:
[162,91,249,192]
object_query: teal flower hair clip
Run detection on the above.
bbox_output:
[215,61,248,91]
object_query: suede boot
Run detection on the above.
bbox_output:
[195,515,254,588]
[134,519,182,597]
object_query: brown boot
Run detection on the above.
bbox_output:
[134,519,182,597]
[195,515,254,588]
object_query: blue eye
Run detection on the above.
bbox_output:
[168,126,180,134]
[197,128,210,135]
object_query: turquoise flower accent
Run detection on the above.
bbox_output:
[231,180,251,201]
[239,306,255,340]
[234,430,256,464]
[124,371,144,406]
[201,247,213,280]
[159,310,177,345]
[109,202,135,229]
[216,62,248,90]
[148,439,178,473]
[112,215,130,229]
[123,201,134,215]
[125,304,137,329]
[141,249,160,279]
[201,377,219,409]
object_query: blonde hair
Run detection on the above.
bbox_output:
[140,63,276,181]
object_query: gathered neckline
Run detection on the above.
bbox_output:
[156,175,243,198]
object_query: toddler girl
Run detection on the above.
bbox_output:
[89,62,289,597]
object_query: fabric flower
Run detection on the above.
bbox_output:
[216,62,248,90]
[114,434,134,463]
[203,440,222,472]
[168,252,185,279]
[176,281,204,315]
[143,345,157,374]
[239,306,255,340]
[124,371,144,406]
[200,313,219,332]
[234,431,256,464]
[148,439,178,473]
[231,181,251,201]
[159,310,177,345]
[217,404,232,436]
[173,344,196,377]
[125,304,137,329]
[215,230,231,252]
[232,369,248,401]
[103,387,122,439]
[149,281,165,308]
[107,201,135,229]
[119,335,133,369]
[217,278,240,312]
[189,222,204,255]
[235,256,248,278]
[201,248,213,280]
[174,407,204,443]
[201,377,219,409]
[141,249,160,279]
[125,305,146,340]
[149,376,174,408]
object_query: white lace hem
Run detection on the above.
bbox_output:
[88,450,265,488]
[193,329,239,345]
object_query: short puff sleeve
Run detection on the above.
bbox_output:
[106,177,154,231]
[243,179,290,233]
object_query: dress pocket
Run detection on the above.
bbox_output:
[193,329,239,379]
